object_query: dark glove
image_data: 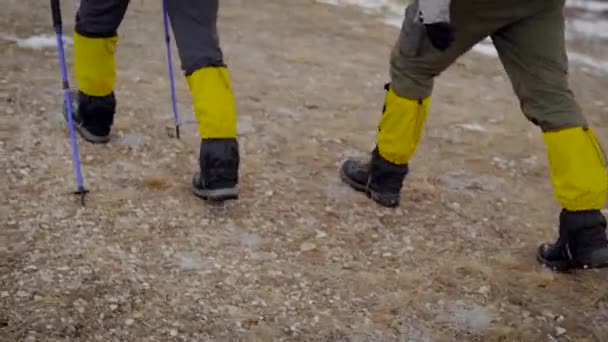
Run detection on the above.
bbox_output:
[424,22,454,51]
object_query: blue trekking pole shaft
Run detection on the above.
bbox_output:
[50,0,88,205]
[162,0,181,139]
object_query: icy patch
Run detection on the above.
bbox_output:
[175,253,214,271]
[439,171,504,192]
[119,133,144,147]
[238,116,256,135]
[1,34,73,50]
[437,302,493,333]
[391,315,434,342]
[455,123,487,133]
[276,106,302,121]
[239,232,262,249]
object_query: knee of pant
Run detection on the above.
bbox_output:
[186,67,237,139]
[544,127,608,211]
[519,85,588,132]
[73,32,117,97]
[377,87,431,165]
[389,46,435,100]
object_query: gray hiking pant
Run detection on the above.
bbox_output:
[391,0,587,132]
[75,0,224,75]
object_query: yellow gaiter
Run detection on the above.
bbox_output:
[73,32,117,97]
[544,127,608,211]
[377,86,430,165]
[186,67,237,139]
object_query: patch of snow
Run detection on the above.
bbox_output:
[567,0,608,12]
[455,123,487,133]
[567,18,608,40]
[1,34,73,50]
[568,51,608,75]
[472,41,498,58]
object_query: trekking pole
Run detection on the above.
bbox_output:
[162,0,181,139]
[50,0,89,206]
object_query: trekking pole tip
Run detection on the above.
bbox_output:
[175,125,180,139]
[74,187,90,206]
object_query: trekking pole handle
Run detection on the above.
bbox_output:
[51,0,62,30]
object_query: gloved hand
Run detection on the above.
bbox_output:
[424,22,454,51]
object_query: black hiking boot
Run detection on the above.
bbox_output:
[64,90,115,144]
[340,147,408,207]
[537,210,608,272]
[192,139,239,201]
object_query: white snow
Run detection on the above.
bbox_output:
[567,0,608,12]
[1,33,73,50]
[568,51,608,75]
[471,42,498,58]
[315,0,608,74]
[567,18,608,40]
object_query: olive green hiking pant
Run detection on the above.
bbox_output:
[390,0,586,132]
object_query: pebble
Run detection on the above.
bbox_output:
[478,285,491,296]
[125,318,134,326]
[300,242,316,252]
[315,230,327,239]
[1,291,9,298]
[169,329,178,337]
[555,326,567,336]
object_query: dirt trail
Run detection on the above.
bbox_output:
[2,0,607,341]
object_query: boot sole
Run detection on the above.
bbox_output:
[339,167,399,208]
[192,186,239,201]
[63,102,111,144]
[536,244,608,272]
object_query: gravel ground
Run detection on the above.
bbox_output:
[1,0,607,341]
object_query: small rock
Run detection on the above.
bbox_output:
[1,291,9,298]
[300,242,316,252]
[125,319,134,326]
[455,123,487,132]
[169,329,178,337]
[24,265,38,272]
[382,252,393,258]
[555,315,565,323]
[315,230,327,239]
[555,326,567,337]
[478,285,491,296]
[110,304,118,311]
[24,336,36,342]
[17,291,28,298]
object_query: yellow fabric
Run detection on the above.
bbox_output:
[186,67,237,139]
[73,32,117,97]
[377,87,430,165]
[544,127,608,211]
